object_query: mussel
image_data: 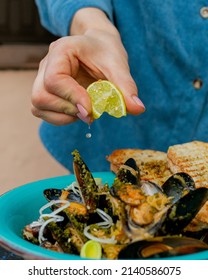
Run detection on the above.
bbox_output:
[118,236,208,259]
[44,150,101,214]
[43,187,88,219]
[110,158,161,205]
[157,187,208,236]
[116,158,141,186]
[44,188,82,204]
[161,172,196,203]
[72,150,99,213]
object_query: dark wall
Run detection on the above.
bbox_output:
[0,0,57,44]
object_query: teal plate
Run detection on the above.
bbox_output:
[0,172,207,260]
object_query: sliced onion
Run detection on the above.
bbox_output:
[65,181,81,196]
[83,208,116,244]
[34,200,71,244]
[96,208,113,226]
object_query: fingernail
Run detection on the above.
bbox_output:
[132,95,145,110]
[77,112,91,123]
[77,104,88,117]
[77,104,90,123]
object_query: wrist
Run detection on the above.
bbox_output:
[70,7,118,36]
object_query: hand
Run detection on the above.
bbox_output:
[31,9,145,125]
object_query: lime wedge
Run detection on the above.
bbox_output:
[87,80,126,119]
[80,240,102,259]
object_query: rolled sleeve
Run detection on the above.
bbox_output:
[35,0,113,36]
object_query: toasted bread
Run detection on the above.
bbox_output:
[106,149,172,186]
[167,141,208,227]
[167,141,208,188]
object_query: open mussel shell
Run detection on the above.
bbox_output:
[140,180,163,196]
[157,187,208,236]
[162,172,195,203]
[118,236,208,259]
[43,188,82,203]
[44,188,62,201]
[116,158,141,186]
[110,158,141,198]
[72,150,99,213]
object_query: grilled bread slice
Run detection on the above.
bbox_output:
[106,149,172,186]
[167,141,208,188]
[167,141,208,228]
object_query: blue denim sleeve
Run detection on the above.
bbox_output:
[35,0,113,36]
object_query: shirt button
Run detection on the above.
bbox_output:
[193,79,203,90]
[200,7,208,18]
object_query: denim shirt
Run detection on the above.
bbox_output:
[35,0,208,172]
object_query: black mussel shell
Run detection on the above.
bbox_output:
[117,158,141,186]
[44,188,82,203]
[157,187,208,236]
[110,158,141,198]
[87,193,115,224]
[162,172,195,203]
[185,229,208,245]
[118,236,208,259]
[44,188,62,201]
[72,150,99,213]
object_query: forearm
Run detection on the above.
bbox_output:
[35,0,114,36]
[70,8,119,36]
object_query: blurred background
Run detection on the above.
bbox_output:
[0,0,68,195]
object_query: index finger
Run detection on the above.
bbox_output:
[44,38,92,114]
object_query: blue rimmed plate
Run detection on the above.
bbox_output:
[0,173,207,260]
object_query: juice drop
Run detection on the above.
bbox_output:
[86,125,92,138]
[86,133,91,138]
